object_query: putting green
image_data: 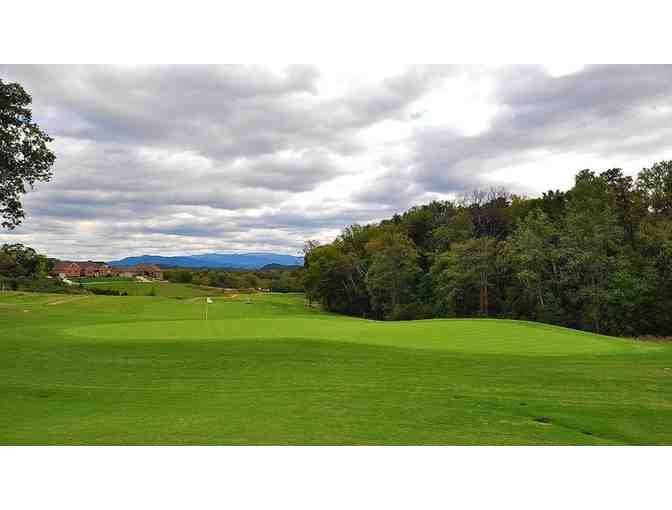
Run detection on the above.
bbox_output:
[66,317,648,356]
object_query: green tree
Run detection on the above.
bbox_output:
[505,209,559,319]
[431,237,499,317]
[631,215,672,334]
[561,170,623,332]
[300,161,672,337]
[304,244,368,315]
[431,209,473,252]
[302,239,320,305]
[364,232,422,319]
[1,79,56,229]
[601,168,644,245]
[0,243,48,277]
[165,269,193,283]
[400,205,436,252]
[242,272,259,289]
[637,160,672,216]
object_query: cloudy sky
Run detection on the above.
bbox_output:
[2,64,672,260]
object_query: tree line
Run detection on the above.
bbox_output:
[163,266,304,293]
[0,243,81,293]
[303,162,672,337]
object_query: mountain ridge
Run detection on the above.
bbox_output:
[108,253,303,269]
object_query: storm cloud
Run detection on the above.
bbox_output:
[1,64,672,260]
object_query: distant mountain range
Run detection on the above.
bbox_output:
[108,253,304,269]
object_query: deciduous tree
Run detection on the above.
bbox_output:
[1,79,55,229]
[365,232,422,319]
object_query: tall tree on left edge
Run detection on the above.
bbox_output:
[1,78,55,229]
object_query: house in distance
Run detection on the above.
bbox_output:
[50,261,163,280]
[52,261,85,279]
[110,264,163,280]
[78,261,111,278]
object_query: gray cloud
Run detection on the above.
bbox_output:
[410,65,672,194]
[2,65,672,259]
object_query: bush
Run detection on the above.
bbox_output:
[2,277,87,294]
[388,302,434,321]
[89,287,128,296]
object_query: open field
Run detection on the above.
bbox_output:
[1,289,671,444]
[79,280,228,298]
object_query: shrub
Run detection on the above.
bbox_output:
[89,287,128,296]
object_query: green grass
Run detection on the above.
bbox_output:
[1,288,671,444]
[73,277,134,284]
[79,280,227,298]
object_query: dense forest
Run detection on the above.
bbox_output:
[303,161,672,337]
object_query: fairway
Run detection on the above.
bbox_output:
[78,279,229,298]
[1,290,671,444]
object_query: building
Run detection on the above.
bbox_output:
[78,261,111,278]
[130,264,164,280]
[51,260,163,280]
[52,261,82,279]
[110,267,133,278]
[111,264,163,280]
[51,260,111,279]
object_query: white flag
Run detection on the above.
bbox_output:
[206,298,213,304]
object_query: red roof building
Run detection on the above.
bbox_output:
[52,262,82,278]
[110,264,163,280]
[78,262,110,278]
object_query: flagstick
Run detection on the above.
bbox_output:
[205,298,208,321]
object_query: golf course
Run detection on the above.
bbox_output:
[1,287,671,445]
